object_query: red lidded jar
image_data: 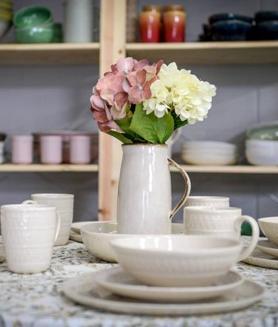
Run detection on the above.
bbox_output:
[139,5,161,42]
[163,5,186,42]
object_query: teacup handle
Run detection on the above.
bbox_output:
[22,200,61,243]
[235,215,260,261]
[168,158,191,221]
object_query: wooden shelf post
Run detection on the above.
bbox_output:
[98,0,127,221]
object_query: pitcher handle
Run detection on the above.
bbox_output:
[168,158,191,221]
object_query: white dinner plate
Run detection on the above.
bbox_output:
[95,267,244,302]
[62,270,264,316]
[257,239,278,258]
[242,248,278,269]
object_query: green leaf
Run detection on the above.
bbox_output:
[116,116,146,143]
[108,131,133,144]
[129,103,174,144]
[172,111,188,130]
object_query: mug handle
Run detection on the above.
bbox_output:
[168,158,191,221]
[22,200,37,205]
[54,212,61,243]
[235,215,260,261]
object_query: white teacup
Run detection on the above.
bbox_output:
[184,207,259,259]
[185,196,230,208]
[29,194,74,246]
[1,203,60,273]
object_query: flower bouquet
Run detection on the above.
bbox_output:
[90,58,216,234]
[90,57,216,144]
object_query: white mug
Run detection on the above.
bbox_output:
[29,194,74,246]
[184,206,259,260]
[1,203,60,273]
[185,196,230,208]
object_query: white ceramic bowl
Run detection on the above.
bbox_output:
[110,235,243,287]
[182,152,236,165]
[258,217,278,245]
[182,141,236,152]
[81,222,184,262]
[246,140,278,165]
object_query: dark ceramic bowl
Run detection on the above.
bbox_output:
[211,20,252,41]
[255,11,278,23]
[209,13,253,25]
[251,21,278,40]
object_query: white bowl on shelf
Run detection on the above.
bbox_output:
[246,140,278,165]
[110,235,244,287]
[182,141,236,152]
[182,151,236,166]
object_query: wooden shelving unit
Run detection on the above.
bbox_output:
[0,43,100,65]
[127,41,278,65]
[0,164,98,172]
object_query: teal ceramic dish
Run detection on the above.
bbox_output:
[14,5,52,28]
[16,24,54,43]
[247,123,278,141]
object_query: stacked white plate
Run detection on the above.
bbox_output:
[181,141,237,165]
[246,140,278,166]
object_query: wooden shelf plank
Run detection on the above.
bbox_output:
[0,43,100,65]
[171,165,278,174]
[127,41,278,65]
[0,164,98,172]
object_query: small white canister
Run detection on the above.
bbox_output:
[69,135,91,164]
[40,135,63,164]
[64,0,93,42]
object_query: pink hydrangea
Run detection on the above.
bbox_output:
[90,57,163,132]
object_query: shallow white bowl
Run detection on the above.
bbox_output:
[246,150,278,166]
[182,152,236,166]
[81,222,183,262]
[110,235,243,287]
[182,141,236,152]
[258,217,278,245]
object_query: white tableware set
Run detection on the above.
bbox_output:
[181,141,237,165]
[243,217,278,269]
[0,193,74,274]
[64,195,264,315]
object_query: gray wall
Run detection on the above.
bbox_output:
[0,0,278,222]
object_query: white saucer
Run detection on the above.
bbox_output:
[95,267,244,302]
[69,230,82,243]
[62,270,264,316]
[80,222,184,262]
[242,248,278,269]
[257,239,278,258]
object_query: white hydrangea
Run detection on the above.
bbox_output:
[143,62,216,124]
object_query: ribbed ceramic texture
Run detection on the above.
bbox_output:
[1,207,56,273]
[114,248,239,287]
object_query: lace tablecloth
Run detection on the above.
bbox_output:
[0,241,278,327]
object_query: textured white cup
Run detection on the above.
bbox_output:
[1,203,60,273]
[184,207,259,260]
[69,135,91,164]
[30,194,74,246]
[185,196,230,208]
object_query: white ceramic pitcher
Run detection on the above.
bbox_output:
[117,144,191,234]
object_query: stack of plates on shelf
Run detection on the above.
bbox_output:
[246,140,278,165]
[181,141,237,165]
[243,217,278,269]
[63,235,264,315]
[78,221,183,262]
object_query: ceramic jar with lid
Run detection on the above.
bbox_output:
[139,5,161,42]
[163,5,186,42]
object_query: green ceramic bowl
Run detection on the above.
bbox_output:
[14,5,52,28]
[16,24,54,43]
